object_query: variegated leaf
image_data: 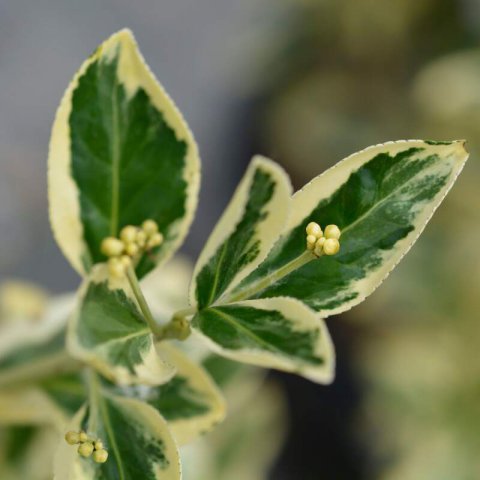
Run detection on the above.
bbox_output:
[192,297,335,384]
[54,397,181,480]
[143,344,226,446]
[107,344,225,446]
[68,265,175,386]
[226,140,468,317]
[48,29,200,279]
[190,156,292,310]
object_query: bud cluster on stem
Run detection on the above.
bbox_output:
[64,430,109,464]
[306,222,341,257]
[101,219,163,278]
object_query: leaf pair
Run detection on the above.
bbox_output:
[190,141,468,382]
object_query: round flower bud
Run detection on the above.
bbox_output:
[125,242,139,257]
[65,431,80,445]
[120,255,132,267]
[78,442,94,458]
[314,237,326,256]
[324,224,341,240]
[147,232,163,249]
[136,230,147,248]
[142,219,159,235]
[108,258,125,278]
[101,237,124,257]
[94,440,104,451]
[323,238,340,256]
[93,449,109,464]
[306,234,316,250]
[79,431,89,443]
[306,222,322,237]
[120,225,138,244]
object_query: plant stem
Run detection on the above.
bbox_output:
[172,306,196,321]
[222,250,315,303]
[87,368,100,433]
[0,350,80,389]
[126,265,162,337]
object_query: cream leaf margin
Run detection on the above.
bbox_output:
[193,296,335,384]
[189,156,292,307]
[48,28,200,276]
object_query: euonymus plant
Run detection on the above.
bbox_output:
[0,29,468,479]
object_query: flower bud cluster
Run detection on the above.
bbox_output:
[101,219,163,278]
[305,222,341,257]
[64,431,109,464]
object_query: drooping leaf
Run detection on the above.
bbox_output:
[142,344,226,446]
[54,396,181,480]
[190,156,291,310]
[103,344,224,446]
[68,265,175,386]
[225,140,468,317]
[192,297,335,384]
[48,29,200,278]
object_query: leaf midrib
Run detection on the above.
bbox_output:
[110,72,121,236]
[207,307,300,361]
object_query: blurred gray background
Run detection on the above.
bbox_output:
[0,0,288,291]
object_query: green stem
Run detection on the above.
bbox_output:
[126,265,162,337]
[221,250,315,303]
[172,306,196,320]
[0,350,80,389]
[87,368,100,433]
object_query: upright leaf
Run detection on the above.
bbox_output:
[49,29,200,278]
[226,140,468,316]
[192,297,335,384]
[190,156,291,309]
[68,265,175,386]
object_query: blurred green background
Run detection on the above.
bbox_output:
[1,0,479,478]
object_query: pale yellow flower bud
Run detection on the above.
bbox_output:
[94,440,104,451]
[306,222,322,237]
[314,237,326,256]
[120,225,138,244]
[142,219,159,235]
[147,232,164,249]
[120,256,132,267]
[125,242,139,256]
[323,238,340,255]
[324,224,341,240]
[93,449,109,463]
[306,234,317,250]
[108,258,125,278]
[79,431,89,443]
[136,230,147,248]
[101,237,124,257]
[65,431,80,445]
[78,442,94,457]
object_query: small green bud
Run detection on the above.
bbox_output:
[78,442,94,457]
[65,431,80,445]
[93,449,109,463]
